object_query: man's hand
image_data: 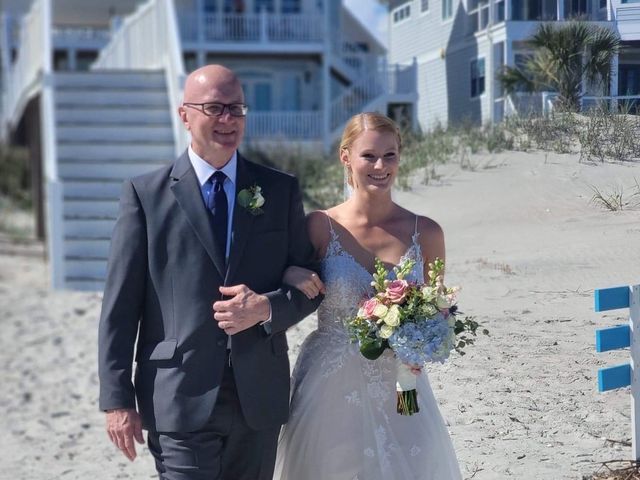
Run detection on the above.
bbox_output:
[213,284,271,335]
[106,408,144,461]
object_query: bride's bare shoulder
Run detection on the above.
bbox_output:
[416,215,445,263]
[306,210,334,256]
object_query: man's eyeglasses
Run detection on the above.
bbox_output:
[183,102,248,117]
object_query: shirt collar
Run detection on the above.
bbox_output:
[188,145,237,187]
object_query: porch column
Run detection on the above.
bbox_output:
[557,0,565,20]
[322,0,331,154]
[505,0,511,21]
[610,53,619,112]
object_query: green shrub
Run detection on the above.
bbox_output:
[0,145,31,208]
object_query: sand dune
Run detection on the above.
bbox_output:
[0,151,638,479]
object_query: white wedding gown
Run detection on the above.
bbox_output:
[274,218,462,480]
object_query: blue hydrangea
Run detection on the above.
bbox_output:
[388,313,455,365]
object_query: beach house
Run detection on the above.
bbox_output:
[387,0,640,130]
[0,0,417,290]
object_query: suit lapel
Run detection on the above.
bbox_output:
[170,152,226,279]
[225,154,256,284]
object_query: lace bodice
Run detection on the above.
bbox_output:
[316,215,424,337]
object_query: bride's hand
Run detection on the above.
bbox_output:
[283,266,326,299]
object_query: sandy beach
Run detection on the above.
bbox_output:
[1,150,638,479]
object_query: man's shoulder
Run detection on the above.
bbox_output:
[241,155,297,185]
[129,163,174,190]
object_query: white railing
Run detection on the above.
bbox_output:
[330,75,385,131]
[331,36,380,77]
[504,91,640,117]
[2,0,48,130]
[387,62,418,95]
[329,61,418,132]
[582,94,640,112]
[1,0,64,288]
[93,0,187,155]
[52,26,111,44]
[245,111,322,140]
[179,12,323,43]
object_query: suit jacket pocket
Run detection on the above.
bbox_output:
[136,339,178,362]
[271,333,289,356]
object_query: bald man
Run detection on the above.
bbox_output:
[98,65,322,479]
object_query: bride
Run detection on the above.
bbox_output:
[274,112,462,480]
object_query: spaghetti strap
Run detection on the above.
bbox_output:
[323,210,336,235]
[414,215,419,236]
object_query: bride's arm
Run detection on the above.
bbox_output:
[282,211,330,299]
[283,266,325,299]
[417,216,445,277]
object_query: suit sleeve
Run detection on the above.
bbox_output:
[264,177,322,335]
[98,179,147,411]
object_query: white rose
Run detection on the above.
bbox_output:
[383,304,401,327]
[254,192,265,208]
[379,324,394,339]
[373,304,389,319]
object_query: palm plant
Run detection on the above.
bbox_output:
[498,22,620,112]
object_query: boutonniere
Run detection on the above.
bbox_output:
[237,184,265,215]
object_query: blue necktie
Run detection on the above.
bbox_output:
[207,171,228,259]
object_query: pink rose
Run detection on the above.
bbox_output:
[361,298,381,318]
[385,280,409,304]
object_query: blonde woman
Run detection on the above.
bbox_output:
[274,113,462,479]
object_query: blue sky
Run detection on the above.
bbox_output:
[344,0,389,46]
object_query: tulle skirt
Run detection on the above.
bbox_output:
[274,329,462,480]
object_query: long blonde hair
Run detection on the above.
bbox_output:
[339,112,402,187]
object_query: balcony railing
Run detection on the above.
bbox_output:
[245,111,322,140]
[179,12,324,44]
[469,0,610,29]
[52,26,111,44]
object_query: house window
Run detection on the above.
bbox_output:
[422,0,429,11]
[393,4,411,23]
[204,0,217,13]
[53,50,69,71]
[76,50,98,71]
[442,0,453,19]
[282,0,301,13]
[254,0,274,13]
[241,72,274,111]
[471,58,485,97]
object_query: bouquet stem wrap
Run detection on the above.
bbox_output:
[396,361,419,415]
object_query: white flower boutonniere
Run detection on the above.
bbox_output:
[237,184,265,216]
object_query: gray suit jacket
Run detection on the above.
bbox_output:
[98,151,321,432]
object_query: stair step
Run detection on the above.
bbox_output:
[57,107,172,124]
[65,219,116,238]
[59,162,167,180]
[64,180,124,200]
[63,199,120,218]
[58,142,174,161]
[64,239,111,258]
[65,258,108,280]
[57,125,174,143]
[54,71,166,89]
[56,90,169,107]
[65,279,106,291]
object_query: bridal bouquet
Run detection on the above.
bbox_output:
[347,258,482,415]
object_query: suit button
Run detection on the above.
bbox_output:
[216,339,226,347]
